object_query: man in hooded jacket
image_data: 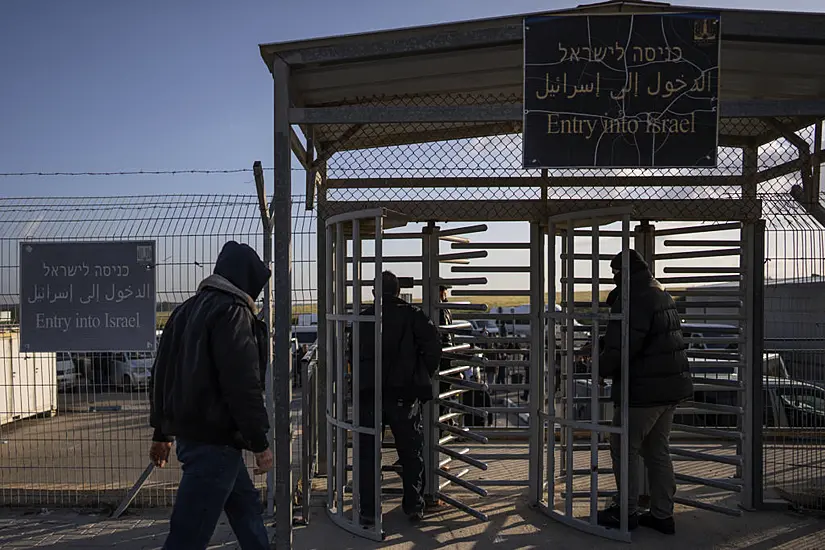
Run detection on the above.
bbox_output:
[149,241,272,550]
[596,250,693,535]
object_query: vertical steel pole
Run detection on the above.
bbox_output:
[271,57,293,549]
[324,224,334,512]
[564,228,575,517]
[421,223,438,501]
[334,224,346,518]
[316,182,328,476]
[528,221,545,504]
[546,223,557,508]
[590,222,600,524]
[352,220,362,522]
[745,220,766,509]
[373,215,384,536]
[619,217,631,535]
[633,222,654,505]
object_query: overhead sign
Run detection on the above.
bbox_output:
[523,13,721,169]
[19,241,157,353]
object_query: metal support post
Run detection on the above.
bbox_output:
[316,176,328,476]
[271,57,293,549]
[745,220,766,509]
[528,221,545,504]
[421,222,439,501]
[633,221,654,506]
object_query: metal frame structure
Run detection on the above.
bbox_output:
[260,2,825,547]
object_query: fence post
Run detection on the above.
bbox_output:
[746,219,766,509]
[271,57,293,549]
[254,162,276,516]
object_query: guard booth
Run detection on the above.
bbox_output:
[259,1,825,546]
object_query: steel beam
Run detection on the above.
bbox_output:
[321,199,762,223]
[271,57,293,550]
[326,176,744,188]
[290,101,825,124]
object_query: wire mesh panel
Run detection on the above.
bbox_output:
[0,194,316,509]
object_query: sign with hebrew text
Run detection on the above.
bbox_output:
[523,13,720,168]
[19,241,157,352]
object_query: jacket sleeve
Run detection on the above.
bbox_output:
[210,304,270,453]
[150,309,177,443]
[598,293,650,378]
[413,309,442,377]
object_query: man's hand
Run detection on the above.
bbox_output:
[149,441,173,468]
[253,448,274,475]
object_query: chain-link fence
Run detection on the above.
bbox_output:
[0,193,317,510]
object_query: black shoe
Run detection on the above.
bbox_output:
[360,516,375,527]
[408,509,424,522]
[639,512,675,535]
[597,504,639,530]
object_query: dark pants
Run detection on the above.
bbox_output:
[358,393,425,519]
[610,405,678,518]
[164,439,269,550]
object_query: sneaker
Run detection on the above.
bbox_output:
[360,516,376,527]
[638,512,675,535]
[408,509,424,522]
[597,504,639,530]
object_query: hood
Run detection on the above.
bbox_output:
[610,250,650,284]
[211,241,270,301]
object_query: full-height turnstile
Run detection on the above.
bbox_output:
[534,207,635,542]
[325,212,496,539]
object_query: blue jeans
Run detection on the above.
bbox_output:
[163,439,269,550]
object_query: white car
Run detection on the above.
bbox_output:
[55,352,80,392]
[110,352,153,390]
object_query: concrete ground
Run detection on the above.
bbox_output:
[1,491,824,550]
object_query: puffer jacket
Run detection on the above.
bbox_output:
[150,241,271,452]
[600,250,693,407]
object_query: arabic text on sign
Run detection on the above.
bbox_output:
[27,283,152,304]
[535,71,713,102]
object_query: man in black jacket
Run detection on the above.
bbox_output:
[149,241,272,550]
[596,250,693,535]
[356,271,441,525]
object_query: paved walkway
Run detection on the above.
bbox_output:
[2,494,824,549]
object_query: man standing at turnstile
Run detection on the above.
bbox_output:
[595,250,693,535]
[355,271,442,524]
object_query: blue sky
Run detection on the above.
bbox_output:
[1,0,823,301]
[1,0,823,198]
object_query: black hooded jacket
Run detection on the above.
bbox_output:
[354,295,442,400]
[600,250,693,407]
[150,241,272,452]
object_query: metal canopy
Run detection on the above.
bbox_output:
[260,2,825,151]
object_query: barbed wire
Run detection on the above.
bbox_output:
[0,169,272,177]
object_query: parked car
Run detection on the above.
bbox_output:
[110,352,153,390]
[55,352,81,392]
